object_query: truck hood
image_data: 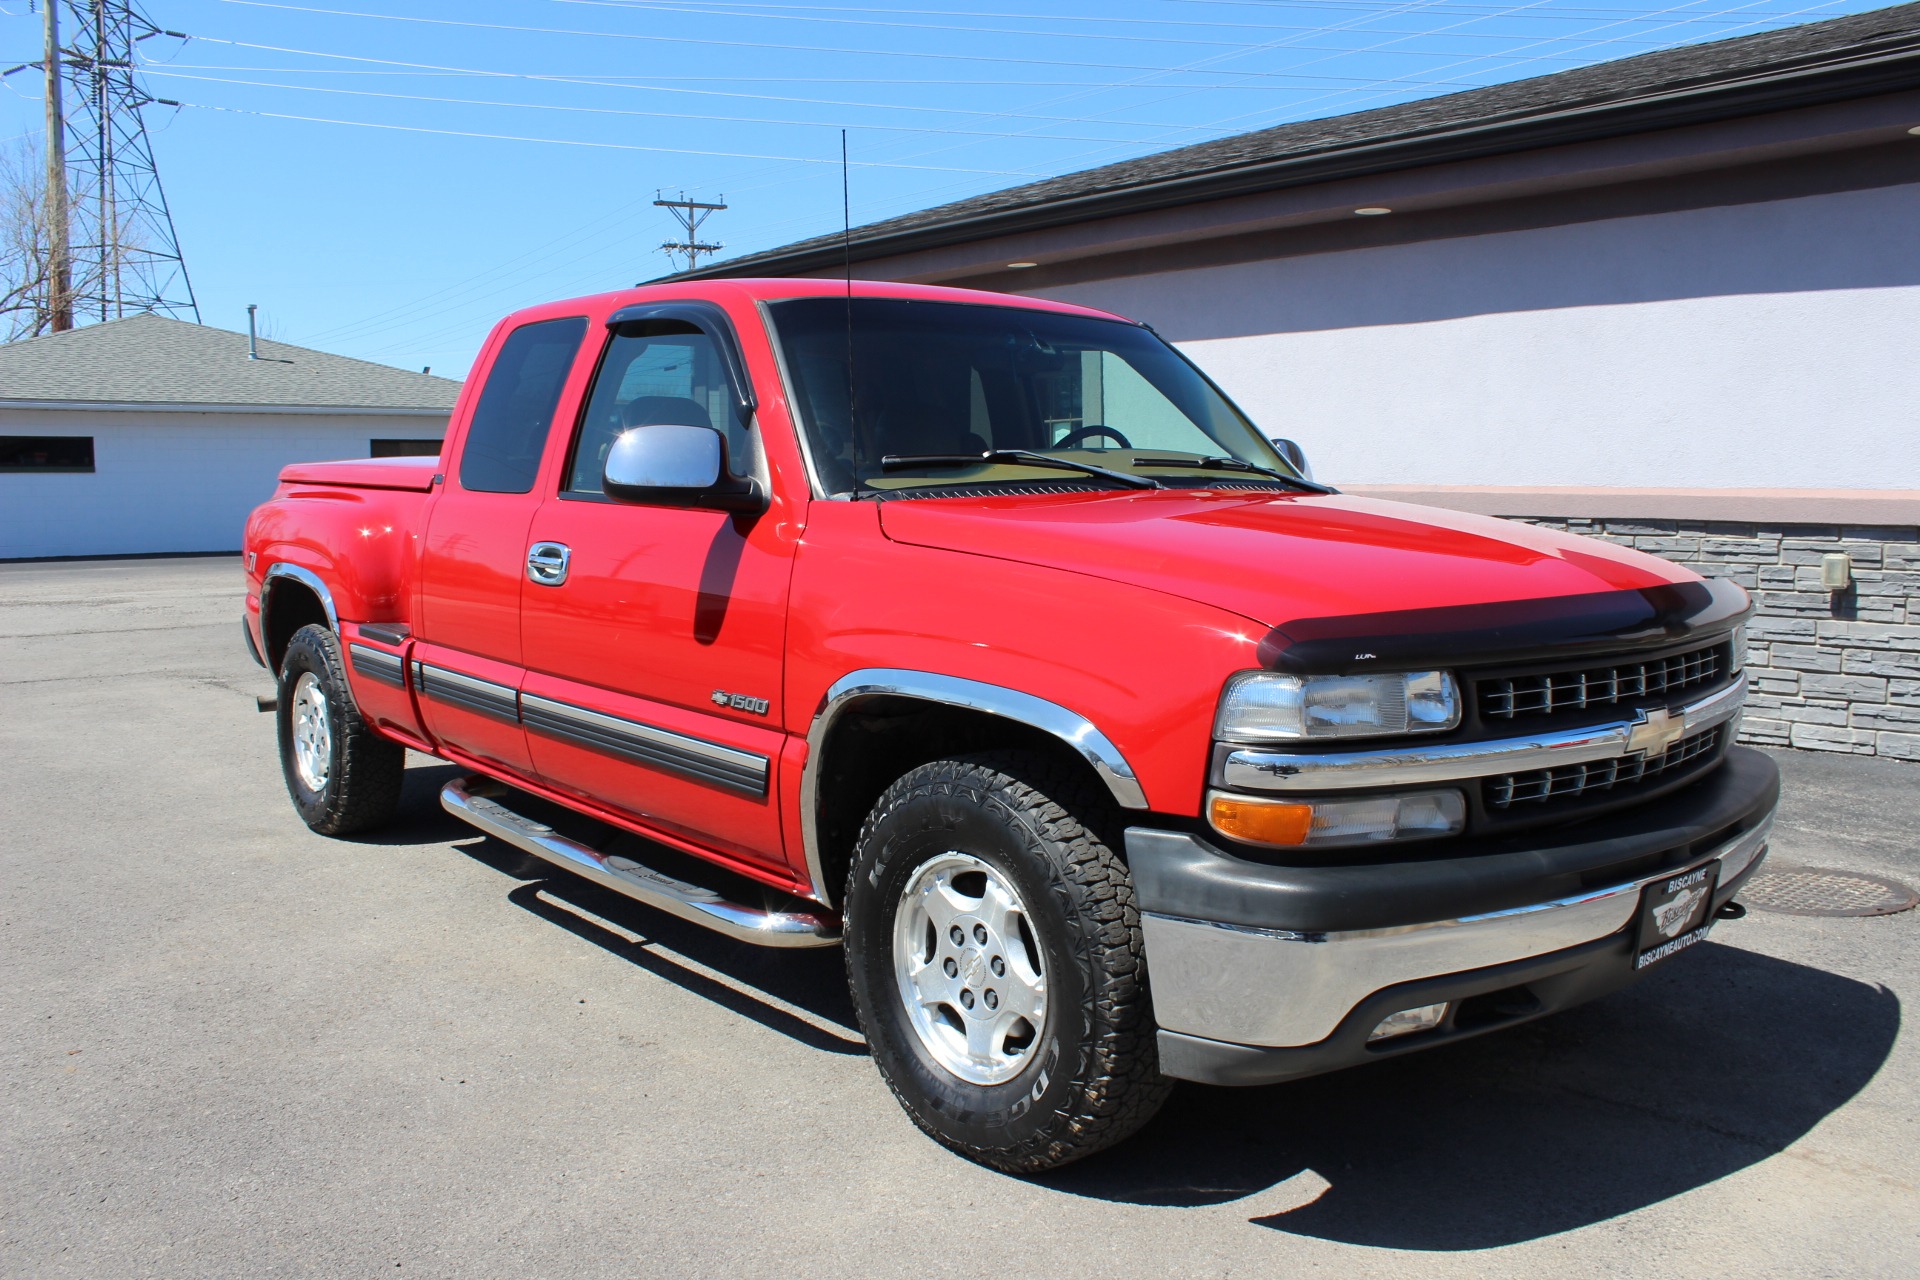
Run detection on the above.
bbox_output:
[877,490,1697,631]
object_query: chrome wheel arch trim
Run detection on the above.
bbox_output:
[262,562,341,634]
[799,668,1149,907]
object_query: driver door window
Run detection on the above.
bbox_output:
[566,322,748,494]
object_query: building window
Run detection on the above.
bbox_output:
[370,439,443,458]
[0,436,94,472]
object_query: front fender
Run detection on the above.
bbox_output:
[785,502,1263,902]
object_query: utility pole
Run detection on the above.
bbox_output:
[43,0,72,331]
[3,2,197,329]
[61,0,197,324]
[655,193,725,274]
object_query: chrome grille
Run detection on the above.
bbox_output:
[1486,726,1722,809]
[1479,642,1727,721]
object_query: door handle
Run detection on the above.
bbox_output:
[527,541,571,586]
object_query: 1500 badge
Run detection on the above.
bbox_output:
[711,689,770,716]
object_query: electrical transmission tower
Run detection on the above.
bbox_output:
[655,193,725,274]
[7,0,199,329]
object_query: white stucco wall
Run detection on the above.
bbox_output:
[0,408,446,559]
[1036,182,1920,491]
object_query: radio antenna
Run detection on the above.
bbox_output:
[842,128,864,494]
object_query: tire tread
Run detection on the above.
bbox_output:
[848,750,1172,1172]
[279,624,405,836]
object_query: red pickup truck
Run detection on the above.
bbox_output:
[244,278,1776,1172]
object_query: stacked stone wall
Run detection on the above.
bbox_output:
[1517,519,1920,760]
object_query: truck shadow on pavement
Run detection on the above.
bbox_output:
[388,763,865,1055]
[1043,942,1900,1249]
[500,877,864,1056]
[384,762,1897,1247]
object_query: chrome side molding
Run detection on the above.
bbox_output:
[415,662,520,724]
[347,643,405,689]
[1216,672,1747,794]
[520,692,768,797]
[441,776,840,949]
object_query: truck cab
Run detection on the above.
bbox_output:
[244,278,1776,1172]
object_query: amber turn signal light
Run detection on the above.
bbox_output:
[1208,794,1314,846]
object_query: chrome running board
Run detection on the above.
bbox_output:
[441,776,840,948]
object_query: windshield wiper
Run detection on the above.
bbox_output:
[1131,454,1334,494]
[880,449,1161,490]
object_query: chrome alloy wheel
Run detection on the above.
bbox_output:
[893,852,1049,1086]
[290,670,333,792]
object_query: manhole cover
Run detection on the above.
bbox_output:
[1740,867,1919,918]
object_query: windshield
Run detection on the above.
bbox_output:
[766,297,1296,495]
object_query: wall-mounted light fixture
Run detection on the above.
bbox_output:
[1821,552,1853,592]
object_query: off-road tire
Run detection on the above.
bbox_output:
[843,750,1173,1172]
[277,623,405,835]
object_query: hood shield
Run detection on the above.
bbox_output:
[1259,578,1752,675]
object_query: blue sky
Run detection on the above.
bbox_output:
[0,0,1887,378]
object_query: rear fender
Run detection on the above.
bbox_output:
[246,484,425,629]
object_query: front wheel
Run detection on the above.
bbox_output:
[276,623,405,835]
[843,751,1172,1172]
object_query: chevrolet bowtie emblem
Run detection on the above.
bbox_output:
[1626,706,1686,757]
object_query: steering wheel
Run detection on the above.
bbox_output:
[1052,424,1132,450]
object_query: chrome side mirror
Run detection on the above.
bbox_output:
[1268,436,1313,481]
[602,424,765,514]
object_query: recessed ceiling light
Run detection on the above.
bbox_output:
[1909,125,1920,136]
[1354,207,1392,216]
[1006,261,1038,268]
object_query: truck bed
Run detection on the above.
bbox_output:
[278,456,439,492]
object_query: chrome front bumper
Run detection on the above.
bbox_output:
[1140,812,1771,1051]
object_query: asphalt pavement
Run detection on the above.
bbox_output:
[4,556,1917,1279]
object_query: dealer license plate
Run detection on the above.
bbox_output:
[1633,860,1720,971]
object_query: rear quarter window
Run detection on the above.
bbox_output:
[458,317,588,494]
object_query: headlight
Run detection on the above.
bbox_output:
[1209,790,1466,848]
[1215,670,1460,743]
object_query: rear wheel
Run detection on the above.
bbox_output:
[844,751,1172,1172]
[276,623,405,835]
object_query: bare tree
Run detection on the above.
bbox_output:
[2,135,157,344]
[1,137,55,343]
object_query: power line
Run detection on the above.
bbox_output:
[139,62,1573,84]
[549,0,1672,35]
[546,0,1710,54]
[204,0,1492,86]
[171,99,1048,173]
[1136,0,1847,17]
[160,40,1463,122]
[139,69,1202,141]
[565,0,1843,27]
